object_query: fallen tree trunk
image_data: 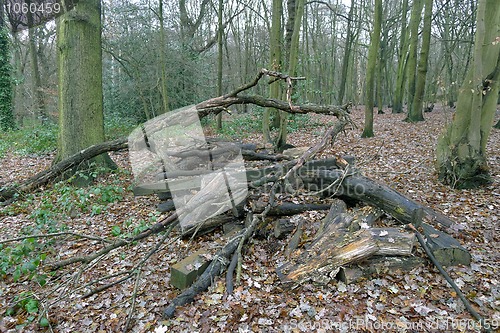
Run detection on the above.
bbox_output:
[302,169,455,228]
[0,138,128,202]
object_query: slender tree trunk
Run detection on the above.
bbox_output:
[405,0,424,116]
[0,2,16,131]
[337,0,355,104]
[406,0,433,122]
[26,3,46,122]
[392,0,409,113]
[216,0,223,129]
[264,0,283,143]
[55,0,115,179]
[361,0,382,138]
[277,0,305,149]
[158,0,169,115]
[436,0,500,188]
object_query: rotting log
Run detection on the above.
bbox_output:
[420,223,471,266]
[302,169,455,228]
[337,256,427,284]
[254,202,331,215]
[135,157,341,197]
[277,229,378,285]
[369,227,416,256]
[277,210,379,285]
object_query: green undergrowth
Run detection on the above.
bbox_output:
[0,115,137,158]
[1,167,132,326]
[0,120,57,158]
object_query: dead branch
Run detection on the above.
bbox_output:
[0,138,128,202]
[0,231,112,245]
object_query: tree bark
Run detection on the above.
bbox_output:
[337,0,355,104]
[55,0,115,178]
[392,0,409,114]
[0,10,16,131]
[406,0,433,122]
[361,0,382,138]
[158,0,170,115]
[216,0,223,130]
[405,0,424,116]
[264,0,283,143]
[436,0,500,188]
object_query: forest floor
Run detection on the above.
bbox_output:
[0,106,499,332]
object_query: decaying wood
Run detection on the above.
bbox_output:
[254,202,332,215]
[420,222,471,266]
[302,169,455,228]
[337,256,427,284]
[317,199,347,234]
[284,218,305,257]
[277,208,378,284]
[277,229,378,285]
[369,228,416,256]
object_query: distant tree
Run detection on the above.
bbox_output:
[405,0,424,116]
[0,1,15,131]
[263,0,283,143]
[392,0,409,113]
[405,0,433,122]
[26,0,46,121]
[158,0,169,114]
[216,0,223,130]
[337,0,355,104]
[436,0,500,188]
[55,0,115,179]
[276,0,305,150]
[361,0,382,138]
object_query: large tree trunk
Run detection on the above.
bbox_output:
[406,0,433,122]
[436,0,500,189]
[361,0,382,138]
[55,0,115,179]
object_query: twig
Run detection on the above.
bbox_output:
[123,270,142,333]
[408,223,491,333]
